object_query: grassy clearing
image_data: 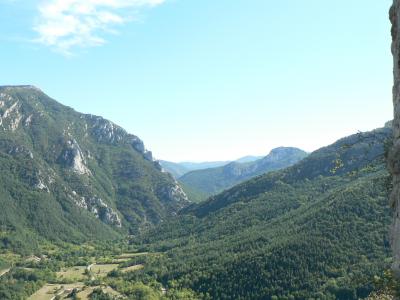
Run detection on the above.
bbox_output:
[28,284,59,300]
[0,252,19,267]
[91,264,119,278]
[0,268,10,277]
[76,286,95,300]
[110,258,131,263]
[121,264,144,273]
[116,252,148,259]
[57,266,87,281]
[77,286,124,300]
[103,286,124,298]
[26,250,156,299]
[28,283,84,300]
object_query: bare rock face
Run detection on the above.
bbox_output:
[69,191,122,227]
[87,115,127,144]
[160,181,189,210]
[390,0,400,276]
[88,197,122,227]
[87,115,161,166]
[0,94,22,131]
[169,183,189,203]
[60,139,91,175]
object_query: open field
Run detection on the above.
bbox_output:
[28,283,84,300]
[77,286,124,300]
[116,252,148,259]
[110,257,131,263]
[121,264,144,273]
[57,266,87,281]
[0,252,19,268]
[91,263,119,278]
[0,268,10,277]
[103,286,124,298]
[76,286,95,300]
[26,252,153,299]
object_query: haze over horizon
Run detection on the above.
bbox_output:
[0,0,393,162]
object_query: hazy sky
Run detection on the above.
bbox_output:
[0,0,394,162]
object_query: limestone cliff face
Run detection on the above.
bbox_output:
[389,0,400,275]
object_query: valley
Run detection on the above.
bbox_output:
[0,0,394,298]
[0,86,394,299]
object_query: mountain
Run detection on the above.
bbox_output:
[137,126,392,299]
[179,147,308,197]
[160,160,230,178]
[159,161,192,178]
[0,86,188,252]
[178,161,231,170]
[235,155,263,163]
[160,156,263,179]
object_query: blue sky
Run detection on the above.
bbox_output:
[0,0,394,162]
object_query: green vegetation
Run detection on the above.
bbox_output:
[178,182,208,203]
[0,258,9,271]
[0,267,56,299]
[133,127,393,299]
[0,86,188,254]
[89,288,116,300]
[159,161,191,178]
[57,266,87,282]
[91,264,119,278]
[160,160,230,179]
[0,86,395,299]
[179,147,308,197]
[0,242,201,300]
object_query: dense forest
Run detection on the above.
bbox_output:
[131,126,393,299]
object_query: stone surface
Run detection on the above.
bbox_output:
[390,0,400,276]
[0,96,22,131]
[60,139,91,175]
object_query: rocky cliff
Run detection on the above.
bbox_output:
[389,0,400,276]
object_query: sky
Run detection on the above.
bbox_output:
[0,0,394,162]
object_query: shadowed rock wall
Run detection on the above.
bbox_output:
[390,0,400,275]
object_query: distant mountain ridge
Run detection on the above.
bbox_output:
[0,86,188,251]
[160,156,263,178]
[235,155,263,163]
[159,160,230,178]
[178,147,308,197]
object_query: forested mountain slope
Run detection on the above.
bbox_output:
[136,126,392,299]
[160,160,231,178]
[160,156,263,179]
[179,147,308,197]
[0,86,188,252]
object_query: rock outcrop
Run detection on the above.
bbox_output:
[0,94,22,131]
[87,115,161,167]
[389,0,400,276]
[60,139,91,175]
[161,182,189,204]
